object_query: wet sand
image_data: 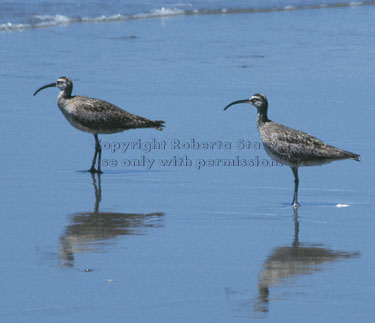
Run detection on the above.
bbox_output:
[0,5,374,322]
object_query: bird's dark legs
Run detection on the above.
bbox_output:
[291,166,300,208]
[96,134,102,173]
[89,134,103,174]
[89,147,98,173]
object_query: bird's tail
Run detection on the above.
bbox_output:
[153,120,165,131]
[337,148,360,162]
[353,154,361,162]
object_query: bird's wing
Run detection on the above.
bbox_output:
[261,122,356,164]
[69,96,161,131]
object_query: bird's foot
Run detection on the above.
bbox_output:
[88,168,103,174]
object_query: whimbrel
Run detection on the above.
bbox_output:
[34,76,165,173]
[224,93,360,207]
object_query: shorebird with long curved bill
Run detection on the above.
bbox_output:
[224,93,360,208]
[34,76,165,173]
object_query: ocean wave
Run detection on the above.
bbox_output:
[0,22,30,31]
[0,8,187,31]
[0,14,75,31]
[134,7,186,18]
[0,1,372,32]
[33,14,71,24]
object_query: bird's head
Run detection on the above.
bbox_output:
[248,93,268,109]
[56,76,73,92]
[33,76,73,96]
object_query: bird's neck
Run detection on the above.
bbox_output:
[256,111,270,127]
[58,88,72,100]
[57,90,73,110]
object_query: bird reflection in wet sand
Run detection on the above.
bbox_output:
[254,208,359,313]
[59,173,165,267]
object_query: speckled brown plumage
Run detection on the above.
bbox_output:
[259,121,359,167]
[59,95,164,134]
[224,93,359,207]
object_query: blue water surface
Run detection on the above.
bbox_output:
[0,3,374,323]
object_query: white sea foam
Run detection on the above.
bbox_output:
[33,14,71,24]
[0,22,30,31]
[0,13,128,31]
[336,203,350,208]
[153,7,185,15]
[134,7,185,18]
[82,14,124,22]
[0,2,373,32]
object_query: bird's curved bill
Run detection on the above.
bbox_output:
[223,99,250,111]
[33,82,56,96]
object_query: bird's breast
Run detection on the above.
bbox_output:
[57,99,94,133]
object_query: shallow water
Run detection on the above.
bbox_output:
[1,4,375,322]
